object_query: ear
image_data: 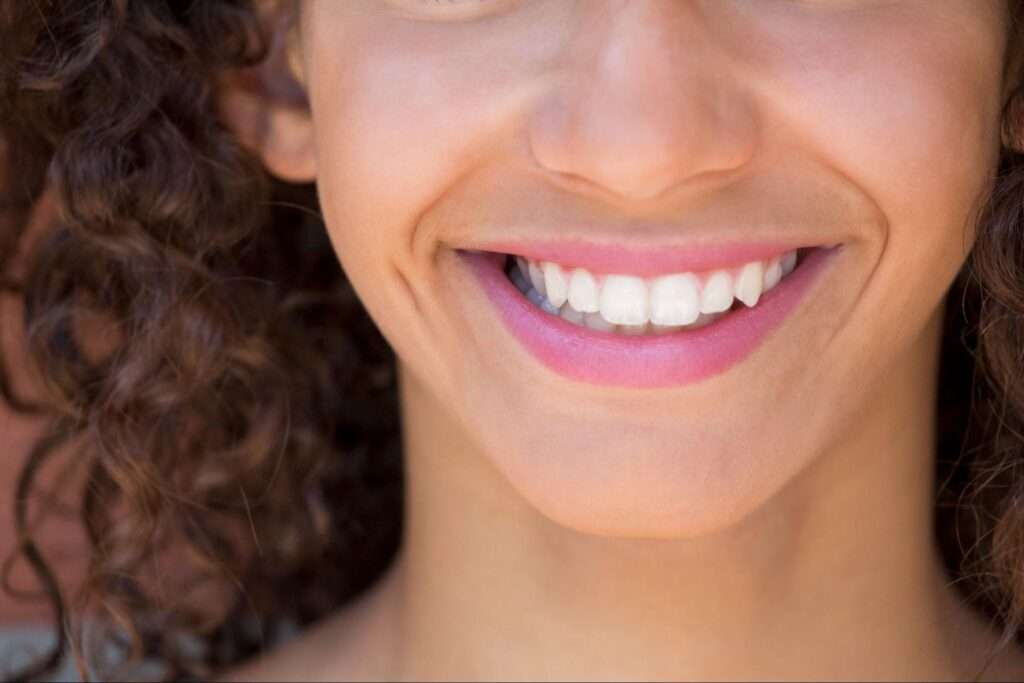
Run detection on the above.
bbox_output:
[217,8,316,183]
[1003,82,1024,154]
[1002,23,1024,154]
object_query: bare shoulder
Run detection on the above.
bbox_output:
[217,564,401,682]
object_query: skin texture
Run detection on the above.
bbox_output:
[221,0,1024,679]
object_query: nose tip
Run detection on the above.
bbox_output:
[526,1,759,204]
[529,90,758,202]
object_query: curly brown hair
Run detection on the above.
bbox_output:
[0,1,402,679]
[2,0,1024,680]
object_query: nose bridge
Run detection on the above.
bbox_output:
[528,0,758,203]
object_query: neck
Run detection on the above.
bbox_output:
[362,307,996,680]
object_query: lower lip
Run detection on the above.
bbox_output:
[460,245,841,388]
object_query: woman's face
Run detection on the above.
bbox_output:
[294,0,1010,536]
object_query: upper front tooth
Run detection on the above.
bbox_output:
[542,261,568,307]
[600,275,648,325]
[522,252,796,323]
[734,261,764,307]
[649,273,700,325]
[567,268,600,313]
[700,270,734,314]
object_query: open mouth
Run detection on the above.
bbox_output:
[459,243,840,388]
[498,247,814,336]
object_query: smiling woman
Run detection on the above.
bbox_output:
[3,0,1024,681]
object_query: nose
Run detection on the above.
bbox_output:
[527,0,759,203]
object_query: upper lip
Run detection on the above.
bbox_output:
[463,238,837,277]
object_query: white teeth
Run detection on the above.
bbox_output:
[567,268,600,313]
[583,311,615,332]
[542,261,568,307]
[620,322,649,335]
[763,258,783,292]
[649,273,701,326]
[559,303,585,325]
[507,247,807,335]
[600,275,648,325]
[539,298,560,315]
[734,261,765,307]
[781,251,798,276]
[700,270,734,314]
[689,312,723,329]
[527,261,547,297]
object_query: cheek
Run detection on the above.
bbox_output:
[737,4,1004,333]
[301,0,569,271]
[306,6,527,241]
[300,5,569,398]
[304,19,520,346]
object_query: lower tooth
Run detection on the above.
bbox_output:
[689,312,719,329]
[583,311,615,332]
[550,305,728,334]
[620,323,649,335]
[560,304,585,324]
[526,285,562,315]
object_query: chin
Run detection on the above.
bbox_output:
[466,407,802,541]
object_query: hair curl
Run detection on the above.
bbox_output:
[2,0,1024,680]
[0,1,401,680]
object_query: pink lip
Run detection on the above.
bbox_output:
[469,238,816,277]
[460,244,841,388]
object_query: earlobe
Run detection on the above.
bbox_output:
[262,103,317,183]
[216,8,317,184]
[1002,28,1024,153]
[219,85,317,183]
[1002,88,1024,154]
